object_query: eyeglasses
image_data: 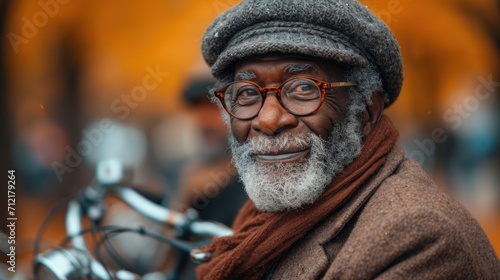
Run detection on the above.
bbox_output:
[214,78,357,120]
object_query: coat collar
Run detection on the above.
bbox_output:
[272,147,405,279]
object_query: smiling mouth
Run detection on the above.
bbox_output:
[254,148,310,163]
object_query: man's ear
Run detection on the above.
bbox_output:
[361,91,385,137]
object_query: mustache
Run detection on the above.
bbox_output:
[236,132,313,155]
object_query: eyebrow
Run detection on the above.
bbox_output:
[284,64,318,75]
[234,64,318,81]
[235,70,257,81]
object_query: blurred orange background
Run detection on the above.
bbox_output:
[0,0,498,277]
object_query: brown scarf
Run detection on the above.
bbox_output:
[197,115,399,280]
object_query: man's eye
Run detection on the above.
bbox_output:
[294,84,314,92]
[234,87,260,106]
[237,88,259,98]
[285,81,320,101]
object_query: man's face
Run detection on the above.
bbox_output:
[230,55,351,146]
[227,54,365,212]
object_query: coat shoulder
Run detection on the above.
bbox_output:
[325,158,500,279]
[370,158,467,219]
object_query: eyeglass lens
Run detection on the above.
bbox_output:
[223,79,322,119]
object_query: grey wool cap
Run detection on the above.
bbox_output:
[201,0,403,107]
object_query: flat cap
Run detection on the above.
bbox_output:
[202,0,403,107]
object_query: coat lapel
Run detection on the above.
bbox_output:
[272,148,405,279]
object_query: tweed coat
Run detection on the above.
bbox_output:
[269,147,500,279]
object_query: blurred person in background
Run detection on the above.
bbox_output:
[177,76,248,227]
[147,76,249,279]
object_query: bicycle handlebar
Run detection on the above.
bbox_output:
[35,158,232,279]
[114,187,233,237]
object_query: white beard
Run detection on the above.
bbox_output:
[229,114,363,212]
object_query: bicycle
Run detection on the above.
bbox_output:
[33,158,232,280]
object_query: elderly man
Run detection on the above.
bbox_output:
[194,0,500,279]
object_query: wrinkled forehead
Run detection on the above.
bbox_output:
[233,53,346,81]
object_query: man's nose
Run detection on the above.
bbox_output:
[251,93,298,136]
